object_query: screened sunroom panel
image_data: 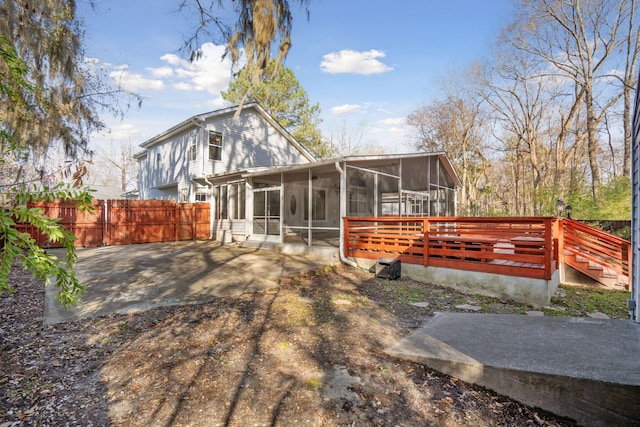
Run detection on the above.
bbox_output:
[310,168,340,228]
[378,174,400,216]
[401,157,431,192]
[347,168,375,217]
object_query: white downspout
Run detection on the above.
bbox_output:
[335,161,358,267]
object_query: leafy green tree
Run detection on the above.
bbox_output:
[0,33,91,307]
[0,1,134,307]
[222,58,333,158]
[566,176,631,221]
[0,184,94,308]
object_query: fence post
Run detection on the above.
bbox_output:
[175,202,180,242]
[105,200,111,246]
[191,204,196,240]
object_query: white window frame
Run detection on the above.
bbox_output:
[209,130,223,160]
[349,187,367,215]
[188,131,198,161]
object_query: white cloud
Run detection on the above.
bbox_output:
[149,66,174,78]
[160,42,236,95]
[91,123,142,145]
[159,53,183,66]
[331,104,363,115]
[109,69,165,92]
[377,117,405,126]
[388,126,409,136]
[206,96,228,109]
[103,42,236,96]
[173,82,194,91]
[321,49,393,75]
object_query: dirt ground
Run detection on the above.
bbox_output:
[0,263,593,426]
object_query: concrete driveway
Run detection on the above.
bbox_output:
[44,240,331,324]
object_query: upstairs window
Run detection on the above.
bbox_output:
[209,131,223,160]
[188,131,198,161]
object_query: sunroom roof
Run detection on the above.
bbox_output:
[242,152,461,188]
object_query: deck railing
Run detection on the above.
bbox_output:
[344,216,559,280]
[563,218,631,280]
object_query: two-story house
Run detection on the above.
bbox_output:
[134,103,460,253]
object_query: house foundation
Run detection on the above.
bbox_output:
[355,258,560,306]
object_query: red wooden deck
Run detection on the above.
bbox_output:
[344,216,630,288]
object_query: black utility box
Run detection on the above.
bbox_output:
[375,257,401,280]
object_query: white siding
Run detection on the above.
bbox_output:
[136,105,312,201]
[202,108,312,176]
[632,75,640,323]
[137,129,199,201]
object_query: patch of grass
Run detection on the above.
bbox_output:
[550,285,631,319]
[378,280,431,304]
[117,321,129,334]
[472,295,531,314]
[273,299,316,327]
[2,350,13,362]
[378,365,391,375]
[333,294,371,308]
[316,265,337,276]
[278,342,291,351]
[311,299,336,324]
[306,377,322,390]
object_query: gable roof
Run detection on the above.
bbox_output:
[133,103,317,162]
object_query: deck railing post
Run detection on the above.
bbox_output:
[545,218,554,280]
[343,217,350,259]
[423,218,430,266]
[556,218,564,281]
[626,240,632,278]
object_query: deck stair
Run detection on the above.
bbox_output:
[562,219,630,289]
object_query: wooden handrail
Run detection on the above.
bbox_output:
[562,218,631,279]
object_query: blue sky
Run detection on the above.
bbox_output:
[80,0,515,154]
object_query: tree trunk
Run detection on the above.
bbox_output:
[585,85,601,201]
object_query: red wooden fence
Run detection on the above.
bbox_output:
[16,200,210,248]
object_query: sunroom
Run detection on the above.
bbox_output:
[242,152,460,250]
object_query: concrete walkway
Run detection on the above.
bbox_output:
[386,312,640,427]
[45,240,330,324]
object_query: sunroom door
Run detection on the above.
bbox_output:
[252,188,281,242]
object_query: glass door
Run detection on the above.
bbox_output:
[252,188,281,241]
